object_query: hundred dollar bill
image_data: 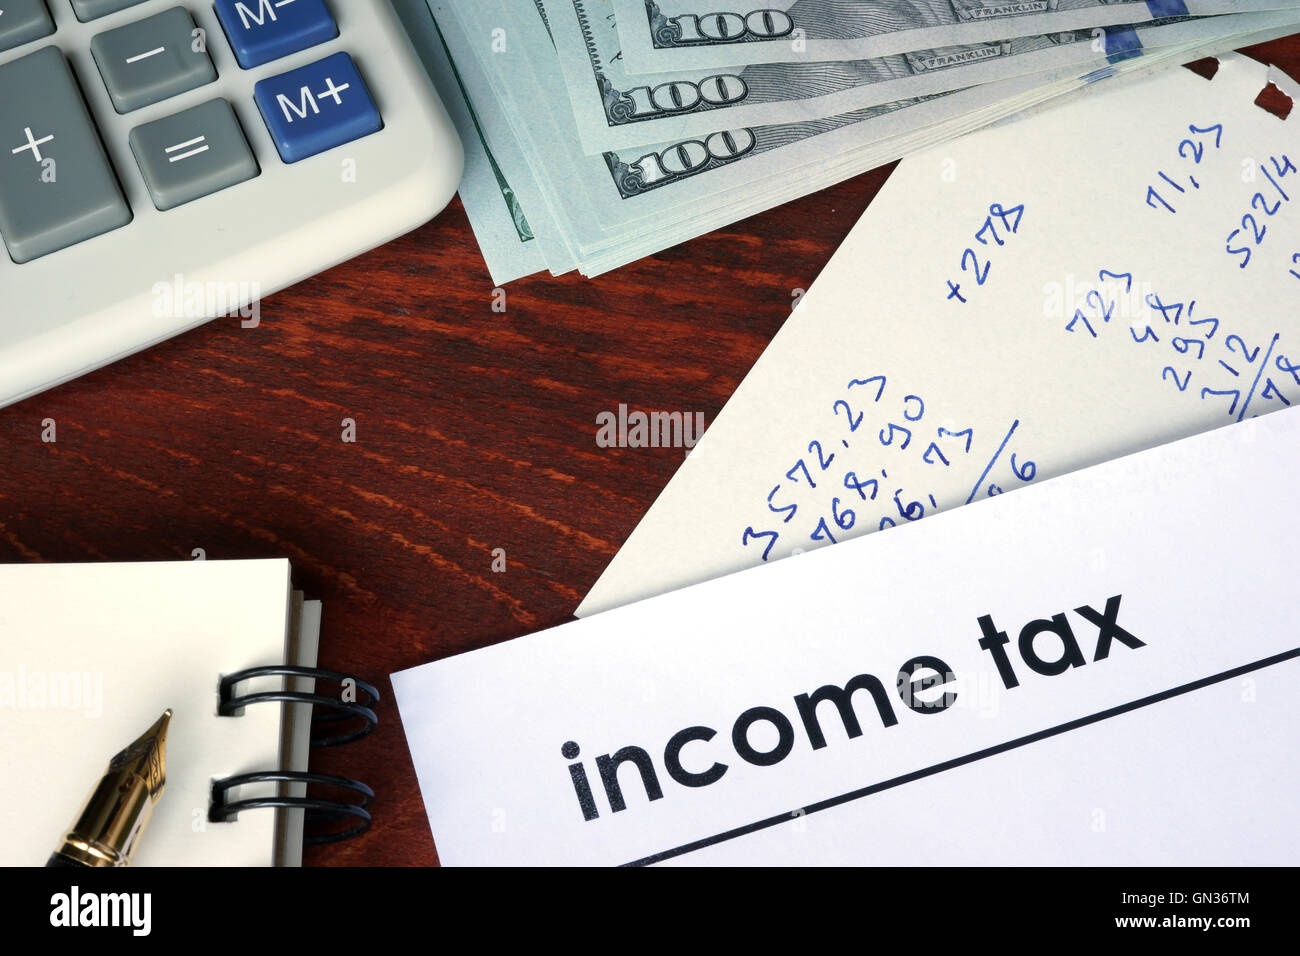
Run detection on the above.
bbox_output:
[551,0,1300,152]
[612,0,1300,70]
[393,0,548,283]
[578,38,1235,274]
[438,0,1298,276]
[422,0,585,278]
[431,1,590,271]
[456,0,1281,246]
[478,7,1293,273]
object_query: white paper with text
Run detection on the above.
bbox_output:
[394,409,1300,866]
[578,54,1300,617]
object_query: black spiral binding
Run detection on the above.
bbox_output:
[210,667,381,846]
[210,772,375,845]
[218,666,380,746]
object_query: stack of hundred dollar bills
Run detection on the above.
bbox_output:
[410,1,1300,283]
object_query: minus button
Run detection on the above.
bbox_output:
[125,46,166,64]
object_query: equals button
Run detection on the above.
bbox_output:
[128,100,259,211]
[165,135,210,163]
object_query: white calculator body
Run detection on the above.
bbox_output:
[0,0,462,408]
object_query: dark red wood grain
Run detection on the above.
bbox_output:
[2,39,1297,865]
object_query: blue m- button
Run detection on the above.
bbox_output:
[215,0,339,69]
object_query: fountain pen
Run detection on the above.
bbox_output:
[47,710,172,867]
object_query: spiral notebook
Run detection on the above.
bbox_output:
[0,559,370,867]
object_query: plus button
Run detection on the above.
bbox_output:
[11,127,55,163]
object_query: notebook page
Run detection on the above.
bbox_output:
[0,559,292,866]
[393,408,1300,866]
[577,54,1300,616]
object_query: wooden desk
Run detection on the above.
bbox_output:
[2,41,1296,865]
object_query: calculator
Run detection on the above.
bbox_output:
[0,0,462,409]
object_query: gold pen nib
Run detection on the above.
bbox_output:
[108,709,171,802]
[51,710,172,867]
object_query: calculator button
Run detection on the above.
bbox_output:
[129,99,259,210]
[0,0,54,54]
[71,0,147,21]
[91,7,217,114]
[214,0,338,69]
[0,47,131,263]
[254,52,381,164]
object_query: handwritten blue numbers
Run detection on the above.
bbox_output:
[832,399,862,432]
[767,485,797,523]
[1162,366,1191,392]
[1059,266,1291,421]
[937,427,973,453]
[946,202,1025,305]
[964,419,1037,504]
[843,471,879,500]
[738,375,1043,562]
[922,443,950,466]
[1277,353,1300,387]
[1146,123,1223,214]
[1067,270,1132,339]
[847,375,886,400]
[786,458,818,488]
[1226,155,1296,270]
[740,526,778,562]
[811,497,856,543]
[879,422,912,449]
